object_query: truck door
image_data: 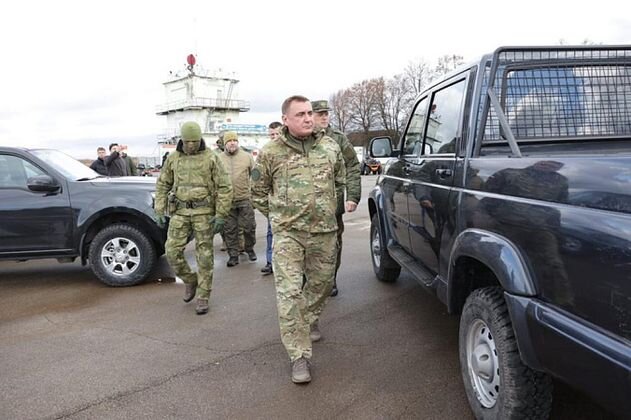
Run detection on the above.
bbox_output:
[380,97,431,253]
[408,77,468,274]
[0,153,72,254]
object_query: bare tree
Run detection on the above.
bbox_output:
[327,52,465,138]
[347,79,380,134]
[403,58,432,95]
[434,54,465,78]
[372,75,413,138]
[329,89,353,132]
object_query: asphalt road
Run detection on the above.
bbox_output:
[0,176,614,419]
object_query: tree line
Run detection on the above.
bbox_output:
[328,54,464,146]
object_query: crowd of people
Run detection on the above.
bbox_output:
[154,95,361,384]
[89,143,137,176]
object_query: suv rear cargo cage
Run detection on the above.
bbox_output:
[477,46,631,151]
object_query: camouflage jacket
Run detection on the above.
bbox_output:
[219,148,254,202]
[323,126,361,214]
[251,127,345,233]
[155,140,233,218]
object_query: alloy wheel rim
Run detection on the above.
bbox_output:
[100,237,141,276]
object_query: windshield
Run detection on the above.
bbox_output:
[31,149,99,180]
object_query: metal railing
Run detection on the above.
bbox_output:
[477,46,631,150]
[155,97,250,114]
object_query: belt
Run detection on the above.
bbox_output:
[175,198,210,209]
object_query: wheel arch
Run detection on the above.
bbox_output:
[447,228,537,314]
[368,188,390,250]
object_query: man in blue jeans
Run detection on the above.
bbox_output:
[261,121,282,275]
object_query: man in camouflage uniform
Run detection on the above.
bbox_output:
[251,95,345,384]
[218,131,257,267]
[312,100,361,297]
[155,121,233,315]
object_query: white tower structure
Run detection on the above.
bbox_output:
[156,54,255,156]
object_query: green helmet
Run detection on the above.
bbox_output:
[181,121,202,141]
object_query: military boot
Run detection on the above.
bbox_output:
[195,298,209,315]
[247,250,257,261]
[227,256,239,267]
[310,321,322,342]
[330,280,339,297]
[291,357,311,384]
[183,282,197,303]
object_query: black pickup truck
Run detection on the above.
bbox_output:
[0,147,167,286]
[368,46,631,419]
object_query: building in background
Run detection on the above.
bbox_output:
[155,54,268,161]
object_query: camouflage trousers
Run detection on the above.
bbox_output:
[334,213,345,280]
[272,229,337,362]
[224,199,256,257]
[165,213,214,299]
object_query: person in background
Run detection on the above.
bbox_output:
[90,147,108,176]
[120,145,137,176]
[312,100,361,297]
[260,121,282,276]
[105,143,129,177]
[251,95,345,384]
[218,131,257,267]
[154,122,233,315]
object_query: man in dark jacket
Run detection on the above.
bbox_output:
[105,143,129,177]
[89,147,108,176]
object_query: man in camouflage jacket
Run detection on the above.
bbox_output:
[155,121,233,315]
[251,95,345,384]
[312,100,361,296]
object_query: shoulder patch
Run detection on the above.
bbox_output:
[251,167,261,181]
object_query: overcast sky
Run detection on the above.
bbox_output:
[1,0,630,159]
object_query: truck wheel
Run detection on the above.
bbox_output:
[88,223,157,287]
[370,214,401,282]
[459,287,552,420]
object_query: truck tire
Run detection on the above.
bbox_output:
[88,223,157,287]
[459,287,552,420]
[370,214,401,283]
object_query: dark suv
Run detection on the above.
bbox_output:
[0,147,167,286]
[368,46,631,419]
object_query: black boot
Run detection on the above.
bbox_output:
[261,263,273,275]
[227,256,239,267]
[330,281,338,297]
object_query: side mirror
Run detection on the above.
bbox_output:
[27,175,60,193]
[369,136,393,158]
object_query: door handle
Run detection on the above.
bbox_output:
[435,168,453,178]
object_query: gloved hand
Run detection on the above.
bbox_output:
[212,217,225,234]
[156,214,167,229]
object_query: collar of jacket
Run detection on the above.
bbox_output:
[223,148,241,157]
[279,126,326,155]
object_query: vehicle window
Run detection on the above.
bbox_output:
[424,79,467,155]
[504,65,631,140]
[23,159,46,179]
[402,97,428,156]
[31,149,97,180]
[0,155,45,188]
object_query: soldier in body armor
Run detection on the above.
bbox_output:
[312,100,361,296]
[154,122,233,315]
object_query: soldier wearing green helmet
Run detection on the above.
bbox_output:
[155,121,233,315]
